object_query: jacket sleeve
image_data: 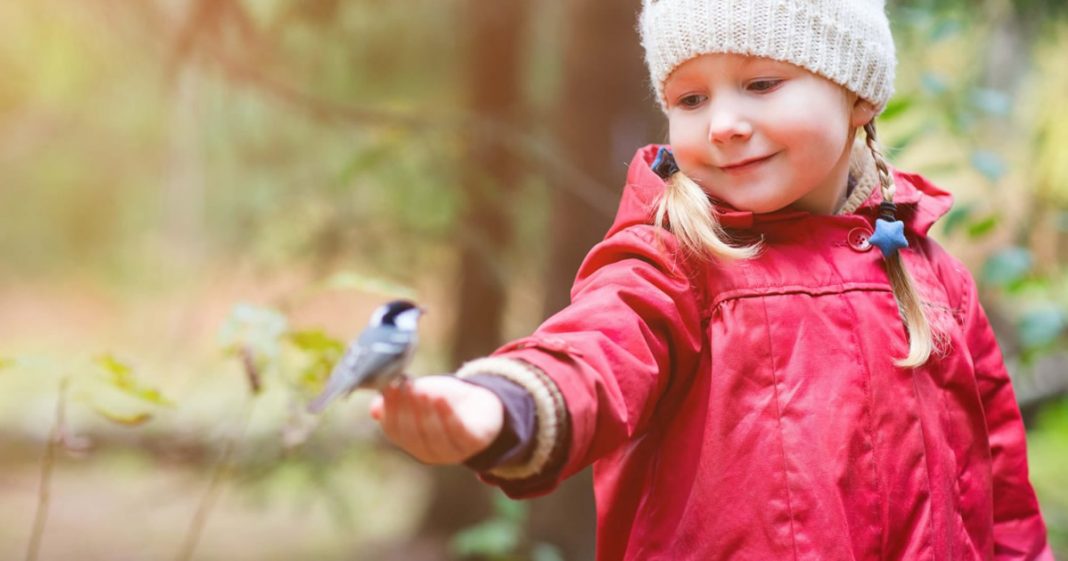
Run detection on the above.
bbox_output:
[458,225,706,498]
[961,268,1053,560]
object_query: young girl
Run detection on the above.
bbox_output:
[370,1,1054,559]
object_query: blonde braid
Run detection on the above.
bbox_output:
[865,122,939,368]
[654,170,762,262]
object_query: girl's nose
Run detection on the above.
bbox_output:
[707,103,753,144]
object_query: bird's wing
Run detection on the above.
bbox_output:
[307,330,413,413]
[348,329,411,387]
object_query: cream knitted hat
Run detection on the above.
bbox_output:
[639,0,897,113]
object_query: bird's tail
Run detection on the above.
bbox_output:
[306,383,345,414]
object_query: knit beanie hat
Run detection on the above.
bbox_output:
[639,0,897,114]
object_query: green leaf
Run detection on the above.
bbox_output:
[929,19,962,42]
[966,214,999,239]
[879,96,914,122]
[94,354,173,406]
[289,329,346,389]
[981,247,1033,287]
[941,204,973,236]
[921,72,948,96]
[970,88,1012,117]
[322,271,417,300]
[970,150,1007,182]
[449,519,520,558]
[288,330,345,354]
[493,492,527,524]
[1018,308,1066,349]
[887,123,930,157]
[218,303,289,360]
[87,404,154,427]
[532,543,566,561]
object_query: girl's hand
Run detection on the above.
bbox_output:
[369,375,504,465]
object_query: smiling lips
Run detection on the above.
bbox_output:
[720,153,776,173]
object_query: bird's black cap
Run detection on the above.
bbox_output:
[379,299,423,326]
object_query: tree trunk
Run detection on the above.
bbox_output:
[543,0,664,315]
[416,1,532,556]
[450,2,530,365]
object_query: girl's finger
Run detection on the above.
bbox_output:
[392,381,428,459]
[380,383,407,444]
[369,395,384,421]
[413,392,464,463]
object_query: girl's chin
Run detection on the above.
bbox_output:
[714,191,794,214]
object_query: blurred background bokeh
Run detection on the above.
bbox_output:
[1,0,1066,559]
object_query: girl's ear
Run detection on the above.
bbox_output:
[851,98,878,128]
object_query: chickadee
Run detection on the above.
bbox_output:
[307,299,425,414]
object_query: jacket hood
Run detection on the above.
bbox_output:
[606,144,955,239]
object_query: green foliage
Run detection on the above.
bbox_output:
[1017,308,1067,351]
[965,214,1000,239]
[452,518,522,560]
[885,6,1068,361]
[321,271,418,301]
[1026,398,1068,555]
[287,328,344,392]
[78,354,172,427]
[449,492,565,561]
[218,304,289,361]
[94,354,172,406]
[450,493,525,559]
[879,96,914,122]
[969,150,1008,183]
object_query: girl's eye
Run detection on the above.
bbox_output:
[747,79,782,93]
[677,94,705,108]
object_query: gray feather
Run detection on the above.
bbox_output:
[306,326,416,413]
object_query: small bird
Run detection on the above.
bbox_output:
[307,299,425,414]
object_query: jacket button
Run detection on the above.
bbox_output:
[848,227,873,252]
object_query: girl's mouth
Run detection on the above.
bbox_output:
[720,153,776,174]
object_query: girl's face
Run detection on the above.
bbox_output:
[664,54,877,215]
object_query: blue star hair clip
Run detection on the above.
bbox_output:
[651,146,679,180]
[869,201,909,258]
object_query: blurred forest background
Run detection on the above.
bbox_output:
[1,0,1067,559]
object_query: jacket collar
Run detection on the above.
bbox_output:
[607,144,954,238]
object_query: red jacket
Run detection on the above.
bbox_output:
[489,145,1053,560]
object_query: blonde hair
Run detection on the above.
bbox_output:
[653,122,941,368]
[653,171,762,261]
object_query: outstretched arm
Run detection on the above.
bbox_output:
[371,226,704,496]
[458,225,707,497]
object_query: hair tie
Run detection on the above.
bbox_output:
[651,146,679,180]
[870,201,909,258]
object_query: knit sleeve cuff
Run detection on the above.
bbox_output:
[455,356,568,481]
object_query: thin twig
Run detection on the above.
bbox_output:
[239,345,262,395]
[174,398,256,561]
[26,377,68,561]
